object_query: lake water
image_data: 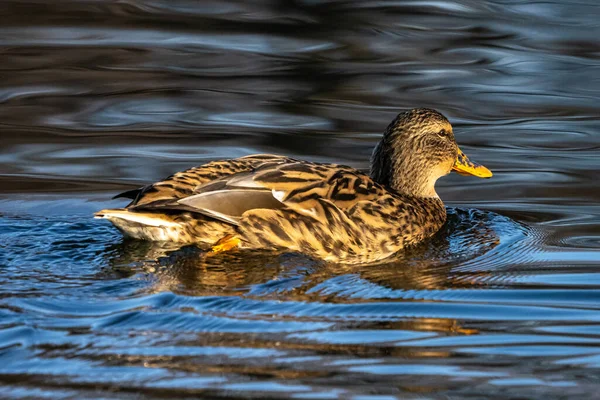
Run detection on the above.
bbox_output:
[1,0,600,398]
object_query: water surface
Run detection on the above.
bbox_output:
[1,0,600,398]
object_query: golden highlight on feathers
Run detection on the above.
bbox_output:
[95,108,492,264]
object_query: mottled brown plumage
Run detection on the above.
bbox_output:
[96,108,492,264]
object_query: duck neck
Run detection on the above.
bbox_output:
[369,139,439,199]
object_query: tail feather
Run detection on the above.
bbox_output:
[95,208,178,227]
[112,188,142,200]
[95,208,231,245]
[95,208,183,241]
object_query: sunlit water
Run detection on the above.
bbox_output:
[1,0,600,398]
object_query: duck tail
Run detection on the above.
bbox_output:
[94,208,184,241]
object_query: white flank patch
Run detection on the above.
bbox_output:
[272,189,286,202]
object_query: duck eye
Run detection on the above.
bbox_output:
[437,129,448,137]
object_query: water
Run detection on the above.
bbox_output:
[1,0,599,398]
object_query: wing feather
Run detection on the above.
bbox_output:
[177,189,284,225]
[122,154,291,207]
[122,155,387,230]
[251,162,387,211]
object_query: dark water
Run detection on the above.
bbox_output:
[1,0,600,398]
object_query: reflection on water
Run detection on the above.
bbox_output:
[1,0,600,398]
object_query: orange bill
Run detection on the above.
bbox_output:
[452,147,493,178]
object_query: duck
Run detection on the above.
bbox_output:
[95,108,492,264]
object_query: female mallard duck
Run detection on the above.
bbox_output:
[96,108,492,264]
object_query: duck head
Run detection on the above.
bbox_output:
[370,108,492,198]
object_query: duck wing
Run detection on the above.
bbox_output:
[169,160,389,226]
[250,161,388,212]
[115,154,293,207]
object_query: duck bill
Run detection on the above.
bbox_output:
[452,147,493,178]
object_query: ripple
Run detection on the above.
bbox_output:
[289,330,436,345]
[0,27,337,55]
[348,364,504,377]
